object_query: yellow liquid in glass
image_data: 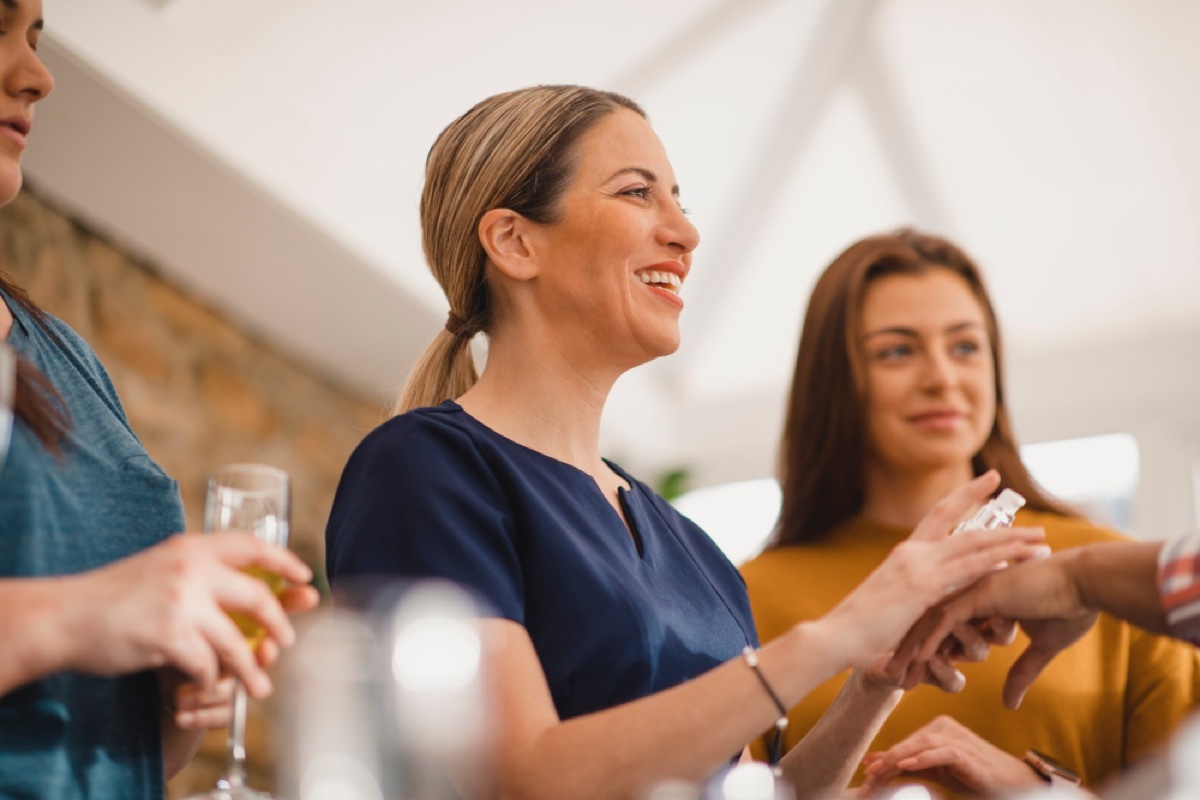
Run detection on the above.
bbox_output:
[229,567,285,650]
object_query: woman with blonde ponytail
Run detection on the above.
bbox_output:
[325,85,1049,800]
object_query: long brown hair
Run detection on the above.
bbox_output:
[395,85,644,414]
[770,228,1071,547]
[1,273,70,451]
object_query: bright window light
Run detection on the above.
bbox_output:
[672,479,780,565]
[1020,432,1139,531]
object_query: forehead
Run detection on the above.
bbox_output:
[569,109,676,185]
[861,268,986,329]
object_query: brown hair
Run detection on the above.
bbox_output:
[770,228,1072,547]
[1,273,70,451]
[395,85,644,414]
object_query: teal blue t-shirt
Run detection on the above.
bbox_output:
[0,289,184,799]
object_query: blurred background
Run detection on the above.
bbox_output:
[6,0,1200,792]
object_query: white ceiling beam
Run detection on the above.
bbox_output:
[668,0,884,378]
[850,45,953,233]
[610,0,784,97]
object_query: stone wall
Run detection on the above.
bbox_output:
[0,187,391,796]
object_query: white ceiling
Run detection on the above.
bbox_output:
[23,0,1200,487]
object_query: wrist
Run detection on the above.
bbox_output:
[791,618,856,678]
[847,663,904,701]
[0,576,85,693]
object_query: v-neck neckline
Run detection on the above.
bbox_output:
[442,400,647,558]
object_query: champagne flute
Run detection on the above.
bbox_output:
[186,463,290,800]
[0,343,15,475]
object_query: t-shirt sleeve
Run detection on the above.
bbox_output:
[325,414,525,623]
[1158,529,1200,646]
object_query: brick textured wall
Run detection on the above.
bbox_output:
[1,187,392,796]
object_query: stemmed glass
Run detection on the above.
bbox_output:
[186,463,291,800]
[0,343,15,475]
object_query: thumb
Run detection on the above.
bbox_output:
[1002,645,1056,709]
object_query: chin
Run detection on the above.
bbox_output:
[0,171,22,206]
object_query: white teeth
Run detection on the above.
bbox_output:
[636,270,682,293]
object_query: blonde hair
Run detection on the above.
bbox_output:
[395,85,644,414]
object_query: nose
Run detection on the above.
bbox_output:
[920,348,959,391]
[6,42,54,103]
[657,201,700,254]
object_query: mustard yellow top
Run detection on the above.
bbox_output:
[740,510,1199,792]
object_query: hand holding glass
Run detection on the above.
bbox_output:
[186,463,290,800]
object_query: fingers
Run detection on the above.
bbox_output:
[948,623,989,662]
[982,618,1018,647]
[156,629,222,694]
[215,570,298,649]
[199,606,273,698]
[1002,645,1057,710]
[279,584,321,614]
[925,656,966,693]
[173,677,236,729]
[932,530,1050,596]
[199,531,315,585]
[909,470,1001,542]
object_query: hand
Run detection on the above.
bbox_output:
[859,632,985,696]
[822,471,1049,670]
[162,583,321,730]
[888,550,1097,708]
[860,716,1045,796]
[65,532,317,699]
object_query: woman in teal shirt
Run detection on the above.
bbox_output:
[0,2,317,796]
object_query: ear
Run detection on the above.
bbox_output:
[479,208,539,281]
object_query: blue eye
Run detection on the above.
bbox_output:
[878,344,912,360]
[951,340,981,357]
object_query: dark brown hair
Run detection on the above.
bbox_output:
[770,228,1071,547]
[396,85,645,413]
[1,273,69,451]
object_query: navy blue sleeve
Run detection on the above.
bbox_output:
[325,413,525,623]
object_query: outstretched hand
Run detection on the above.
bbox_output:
[887,549,1097,708]
[823,471,1049,672]
[68,533,320,701]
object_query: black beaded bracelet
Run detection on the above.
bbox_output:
[742,646,788,765]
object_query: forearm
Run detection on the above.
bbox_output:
[1071,542,1168,635]
[494,621,852,800]
[0,577,83,697]
[777,668,901,799]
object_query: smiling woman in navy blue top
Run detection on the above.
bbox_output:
[325,85,1050,800]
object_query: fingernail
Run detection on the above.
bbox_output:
[176,711,194,728]
[1032,545,1052,559]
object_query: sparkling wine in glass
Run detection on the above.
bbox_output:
[185,463,290,800]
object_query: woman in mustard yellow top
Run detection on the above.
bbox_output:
[740,228,1198,797]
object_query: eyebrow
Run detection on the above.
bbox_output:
[0,0,42,29]
[607,167,681,198]
[862,321,985,340]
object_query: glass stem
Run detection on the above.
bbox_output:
[219,680,249,789]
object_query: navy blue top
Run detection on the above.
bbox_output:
[0,290,184,799]
[326,400,758,721]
